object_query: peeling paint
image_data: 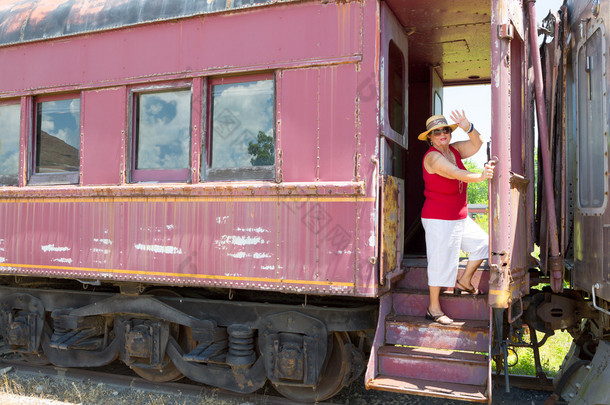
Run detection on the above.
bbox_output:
[41,244,70,252]
[252,253,270,259]
[93,238,113,245]
[216,216,230,224]
[216,235,267,247]
[236,227,269,233]
[228,252,247,258]
[328,250,353,255]
[52,258,73,264]
[368,232,376,247]
[92,248,110,254]
[134,243,183,254]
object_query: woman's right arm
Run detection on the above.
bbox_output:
[424,152,494,183]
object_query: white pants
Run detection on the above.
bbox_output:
[422,216,488,287]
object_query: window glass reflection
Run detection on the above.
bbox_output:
[210,80,274,169]
[36,98,80,173]
[136,90,191,170]
[0,104,20,185]
[388,40,404,134]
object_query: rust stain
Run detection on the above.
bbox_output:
[0,262,355,287]
[380,175,403,283]
[0,181,369,201]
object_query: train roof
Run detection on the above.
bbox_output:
[0,0,496,85]
[0,0,293,48]
[386,0,492,84]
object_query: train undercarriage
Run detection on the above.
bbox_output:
[0,279,376,403]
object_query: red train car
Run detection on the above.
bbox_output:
[1,0,609,404]
[0,0,400,401]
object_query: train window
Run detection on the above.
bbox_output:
[132,89,192,182]
[29,96,81,185]
[205,76,275,181]
[388,40,404,134]
[0,103,20,186]
[577,28,606,210]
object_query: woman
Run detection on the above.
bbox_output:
[419,110,495,325]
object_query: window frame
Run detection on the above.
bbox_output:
[128,82,193,183]
[29,93,82,186]
[576,22,608,215]
[380,3,408,149]
[203,73,276,182]
[0,99,22,187]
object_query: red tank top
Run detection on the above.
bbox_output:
[421,146,468,220]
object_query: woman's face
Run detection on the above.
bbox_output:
[429,127,452,147]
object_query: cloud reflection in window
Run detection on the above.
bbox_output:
[210,80,274,169]
[136,90,191,170]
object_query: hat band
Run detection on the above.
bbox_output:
[426,117,449,130]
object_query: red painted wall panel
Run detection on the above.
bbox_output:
[81,87,126,185]
[318,64,358,181]
[0,2,361,95]
[0,196,372,295]
[0,0,382,298]
[279,68,321,182]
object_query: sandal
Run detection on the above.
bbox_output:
[425,308,453,325]
[453,280,483,296]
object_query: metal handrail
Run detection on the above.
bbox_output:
[592,283,610,316]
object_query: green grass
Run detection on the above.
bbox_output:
[473,213,489,232]
[469,217,572,378]
[495,328,572,377]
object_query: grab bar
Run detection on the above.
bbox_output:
[592,283,610,316]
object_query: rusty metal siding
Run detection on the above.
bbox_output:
[0,0,381,297]
[81,87,126,186]
[0,2,363,97]
[0,194,374,295]
[0,0,300,48]
[278,68,320,182]
[318,64,359,181]
[279,64,360,183]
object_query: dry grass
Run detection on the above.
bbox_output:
[0,369,236,405]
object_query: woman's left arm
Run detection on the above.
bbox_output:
[449,110,484,159]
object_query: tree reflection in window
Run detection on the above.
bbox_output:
[210,79,274,169]
[248,131,274,166]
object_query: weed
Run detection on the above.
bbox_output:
[494,328,572,377]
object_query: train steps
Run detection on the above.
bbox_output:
[365,256,492,404]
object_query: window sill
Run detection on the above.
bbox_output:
[0,181,366,199]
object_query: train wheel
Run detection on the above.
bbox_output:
[272,332,350,403]
[129,289,186,383]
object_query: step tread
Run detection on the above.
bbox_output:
[378,345,488,364]
[402,257,490,271]
[366,374,488,402]
[393,287,489,297]
[386,314,489,331]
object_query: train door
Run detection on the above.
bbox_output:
[489,0,531,311]
[378,3,408,281]
[573,11,609,299]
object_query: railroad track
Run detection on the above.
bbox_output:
[0,356,328,405]
[0,349,554,405]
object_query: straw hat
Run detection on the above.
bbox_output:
[418,115,459,141]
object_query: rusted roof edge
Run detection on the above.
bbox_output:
[0,0,301,48]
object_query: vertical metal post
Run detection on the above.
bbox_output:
[525,0,563,293]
